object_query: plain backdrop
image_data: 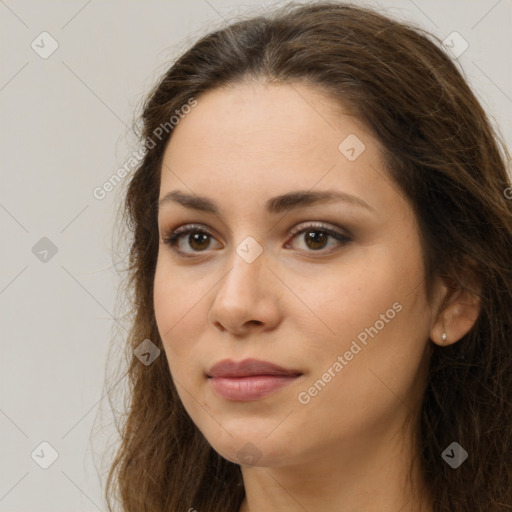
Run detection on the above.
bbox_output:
[1,0,511,510]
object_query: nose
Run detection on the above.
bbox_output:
[208,247,281,336]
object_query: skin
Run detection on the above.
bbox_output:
[153,80,480,512]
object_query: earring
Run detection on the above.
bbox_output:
[441,332,447,342]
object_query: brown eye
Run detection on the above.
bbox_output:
[186,232,212,251]
[162,225,221,256]
[161,222,351,258]
[302,230,330,250]
[285,223,351,253]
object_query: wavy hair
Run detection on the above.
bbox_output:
[103,2,512,511]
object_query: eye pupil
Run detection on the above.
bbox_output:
[305,230,328,250]
[189,233,210,251]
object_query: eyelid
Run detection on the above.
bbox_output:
[165,223,211,238]
[288,221,352,239]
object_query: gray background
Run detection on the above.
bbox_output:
[1,0,511,510]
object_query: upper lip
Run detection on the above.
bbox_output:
[207,358,302,378]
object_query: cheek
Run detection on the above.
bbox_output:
[295,245,424,352]
[297,239,431,393]
[153,258,208,373]
[305,241,430,399]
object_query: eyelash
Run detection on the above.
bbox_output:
[160,222,351,258]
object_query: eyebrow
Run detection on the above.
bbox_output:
[158,189,375,215]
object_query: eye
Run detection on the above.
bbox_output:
[160,221,351,258]
[161,224,220,257]
[285,222,351,253]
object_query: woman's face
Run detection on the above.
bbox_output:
[154,81,438,468]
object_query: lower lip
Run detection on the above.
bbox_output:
[208,375,301,401]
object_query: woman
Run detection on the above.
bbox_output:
[105,2,512,511]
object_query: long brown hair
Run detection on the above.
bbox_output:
[103,2,512,510]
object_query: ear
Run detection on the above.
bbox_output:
[430,268,482,346]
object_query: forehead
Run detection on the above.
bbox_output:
[158,81,402,222]
[164,81,351,159]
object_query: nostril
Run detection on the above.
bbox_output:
[246,320,263,327]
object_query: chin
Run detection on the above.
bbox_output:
[203,428,287,467]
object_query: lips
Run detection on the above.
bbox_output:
[207,358,302,378]
[207,358,303,401]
